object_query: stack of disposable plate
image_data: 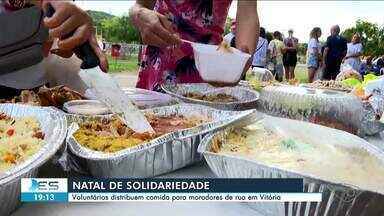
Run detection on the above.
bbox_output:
[84,87,180,110]
[65,88,181,125]
[0,104,67,215]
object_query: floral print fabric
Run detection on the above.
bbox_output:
[136,0,232,90]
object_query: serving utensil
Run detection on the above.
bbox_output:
[46,4,153,133]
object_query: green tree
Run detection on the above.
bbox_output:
[297,43,308,57]
[342,20,384,56]
[88,10,140,43]
[100,17,120,42]
[100,16,140,43]
[86,10,114,35]
[224,17,234,35]
[265,32,273,43]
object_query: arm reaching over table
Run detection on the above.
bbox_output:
[235,1,259,55]
[129,0,181,48]
[235,1,259,77]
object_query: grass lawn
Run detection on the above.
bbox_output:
[108,55,139,73]
[295,64,308,83]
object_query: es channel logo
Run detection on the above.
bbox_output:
[21,178,68,202]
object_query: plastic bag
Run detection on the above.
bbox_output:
[258,85,365,135]
[249,67,275,82]
[364,77,384,95]
[341,78,361,88]
[363,74,379,85]
[246,68,275,91]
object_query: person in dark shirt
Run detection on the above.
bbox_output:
[372,56,384,75]
[376,56,384,68]
[283,29,298,80]
[322,25,347,80]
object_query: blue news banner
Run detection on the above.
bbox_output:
[21,178,322,203]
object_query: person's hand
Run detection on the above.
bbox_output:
[43,1,108,72]
[131,7,181,48]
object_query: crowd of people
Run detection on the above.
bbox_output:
[225,22,384,83]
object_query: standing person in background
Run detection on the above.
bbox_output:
[322,25,347,80]
[306,27,322,83]
[359,56,373,76]
[228,21,237,48]
[344,33,363,71]
[130,0,259,91]
[252,27,268,69]
[223,20,236,45]
[268,31,285,82]
[283,29,298,80]
[372,55,384,75]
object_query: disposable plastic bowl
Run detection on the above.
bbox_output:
[191,42,251,84]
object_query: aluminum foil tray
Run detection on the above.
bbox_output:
[161,83,259,110]
[257,85,383,136]
[67,104,256,178]
[0,104,67,215]
[198,115,384,216]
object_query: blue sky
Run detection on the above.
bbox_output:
[76,1,384,42]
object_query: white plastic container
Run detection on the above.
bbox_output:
[250,67,275,82]
[63,100,110,115]
[191,42,251,84]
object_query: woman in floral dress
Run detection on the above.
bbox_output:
[130,0,259,91]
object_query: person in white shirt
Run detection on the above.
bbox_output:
[252,27,268,68]
[344,33,363,71]
[223,20,236,45]
[306,27,322,83]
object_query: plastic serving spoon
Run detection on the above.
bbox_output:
[46,4,153,133]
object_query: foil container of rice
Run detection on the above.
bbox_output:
[66,104,256,178]
[161,83,259,110]
[198,115,384,216]
[257,85,383,136]
[0,104,67,215]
